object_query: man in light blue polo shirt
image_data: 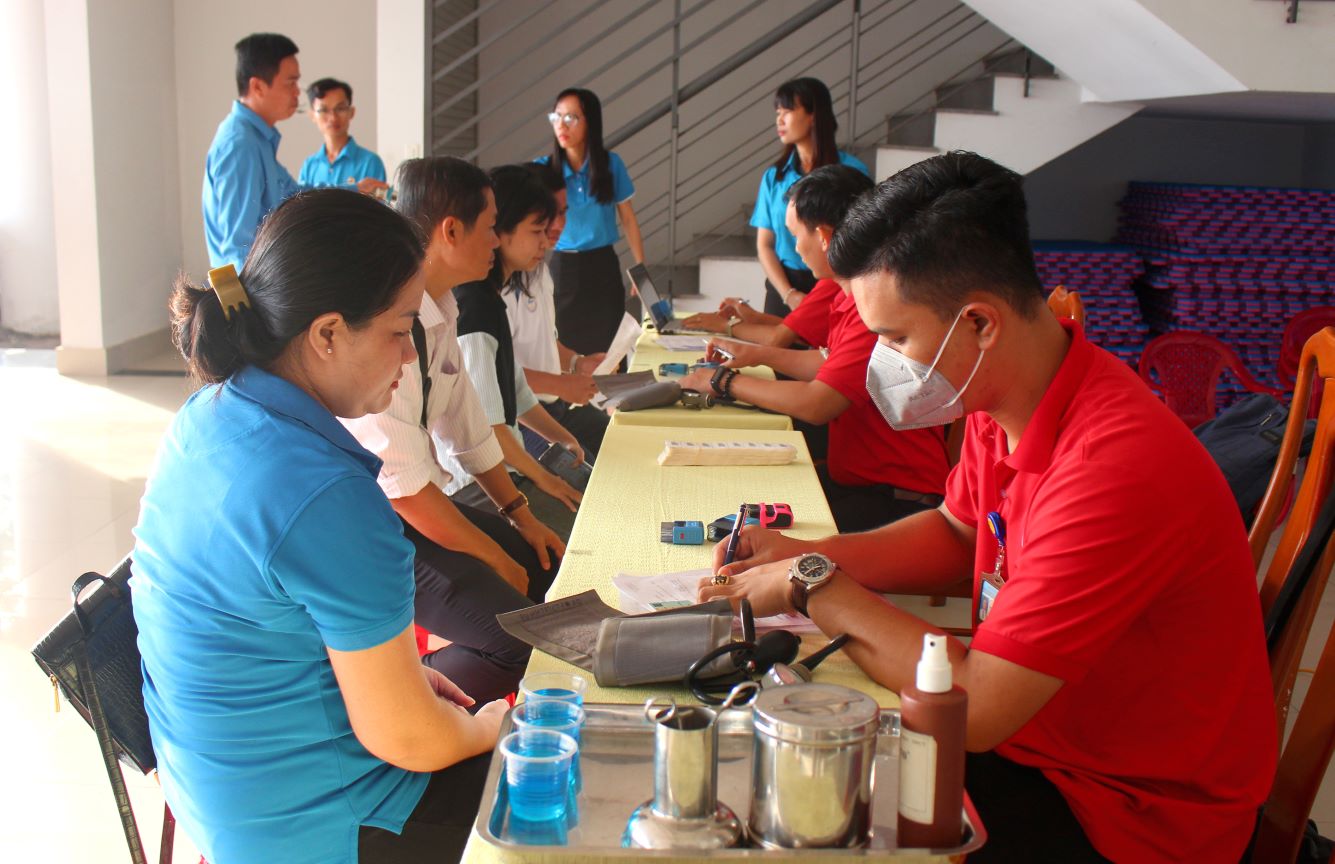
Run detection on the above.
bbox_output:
[202,33,303,269]
[299,77,387,190]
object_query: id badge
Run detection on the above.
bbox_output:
[978,578,999,623]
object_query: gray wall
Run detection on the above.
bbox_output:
[1025,114,1330,242]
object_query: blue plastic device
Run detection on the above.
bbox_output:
[660,520,705,545]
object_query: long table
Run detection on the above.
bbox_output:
[609,329,793,431]
[459,424,963,864]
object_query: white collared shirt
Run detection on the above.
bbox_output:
[503,264,561,404]
[342,290,504,499]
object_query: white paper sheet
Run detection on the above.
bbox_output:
[613,568,820,633]
[593,313,643,375]
[654,335,710,352]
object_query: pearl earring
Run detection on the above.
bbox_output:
[326,347,333,354]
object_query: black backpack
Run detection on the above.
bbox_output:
[1193,394,1316,524]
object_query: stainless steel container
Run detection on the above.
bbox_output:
[748,683,880,849]
[623,698,743,850]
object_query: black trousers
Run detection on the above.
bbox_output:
[402,503,555,704]
[763,265,818,317]
[521,399,609,462]
[964,751,1111,863]
[816,462,938,533]
[550,245,625,356]
[358,752,492,864]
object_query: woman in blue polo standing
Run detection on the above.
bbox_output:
[752,77,869,317]
[541,87,644,357]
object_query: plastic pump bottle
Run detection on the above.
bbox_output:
[897,633,968,849]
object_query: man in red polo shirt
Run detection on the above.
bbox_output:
[681,165,949,532]
[699,152,1275,862]
[680,277,843,348]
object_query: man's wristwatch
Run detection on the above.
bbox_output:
[788,552,836,616]
[499,492,529,521]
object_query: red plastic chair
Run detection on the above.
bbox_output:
[1278,306,1335,417]
[1138,331,1285,429]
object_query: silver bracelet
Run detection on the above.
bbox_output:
[568,354,581,375]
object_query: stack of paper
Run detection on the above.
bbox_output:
[658,440,798,467]
[613,569,819,633]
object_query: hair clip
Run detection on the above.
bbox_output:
[208,264,251,321]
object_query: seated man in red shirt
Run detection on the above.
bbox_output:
[699,152,1276,863]
[681,279,842,349]
[681,165,948,532]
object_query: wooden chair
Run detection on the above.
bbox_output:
[1045,285,1086,328]
[1247,328,1335,734]
[1138,331,1285,429]
[1249,506,1335,862]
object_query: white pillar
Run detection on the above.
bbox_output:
[45,0,183,375]
[377,0,425,183]
[0,0,60,335]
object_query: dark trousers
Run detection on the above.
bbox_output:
[358,752,492,863]
[964,751,1111,863]
[816,462,938,533]
[521,399,609,462]
[402,504,555,704]
[550,245,625,356]
[762,265,818,317]
[452,474,578,544]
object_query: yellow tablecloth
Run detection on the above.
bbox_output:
[610,330,791,430]
[459,425,951,864]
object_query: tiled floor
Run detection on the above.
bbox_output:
[1,346,1331,862]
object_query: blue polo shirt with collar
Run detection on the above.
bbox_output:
[299,136,387,189]
[750,150,869,271]
[203,101,302,269]
[536,152,634,251]
[131,365,425,864]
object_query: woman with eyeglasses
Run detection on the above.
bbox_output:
[539,88,643,360]
[132,190,505,864]
[751,77,868,317]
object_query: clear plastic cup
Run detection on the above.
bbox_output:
[519,672,588,707]
[500,729,577,823]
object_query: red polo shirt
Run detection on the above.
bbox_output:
[782,278,842,348]
[818,290,947,495]
[945,320,1275,863]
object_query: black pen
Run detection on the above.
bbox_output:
[722,503,747,568]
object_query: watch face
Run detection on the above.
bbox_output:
[796,553,832,584]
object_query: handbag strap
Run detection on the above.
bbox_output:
[71,571,116,636]
[73,632,147,864]
[1265,483,1335,649]
[412,318,432,429]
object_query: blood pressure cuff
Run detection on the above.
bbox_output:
[592,599,733,687]
[606,381,682,412]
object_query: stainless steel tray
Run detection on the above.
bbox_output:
[474,702,986,858]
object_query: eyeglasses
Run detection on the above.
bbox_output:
[314,104,353,117]
[547,112,580,128]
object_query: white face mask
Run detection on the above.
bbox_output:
[865,308,984,431]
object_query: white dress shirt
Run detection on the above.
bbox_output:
[455,330,541,473]
[503,264,561,404]
[342,289,504,499]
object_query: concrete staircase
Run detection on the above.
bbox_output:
[696,49,1140,305]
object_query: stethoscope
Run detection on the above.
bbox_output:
[683,599,851,705]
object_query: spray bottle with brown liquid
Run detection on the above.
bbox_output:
[897,633,967,849]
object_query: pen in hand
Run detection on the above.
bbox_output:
[722,503,747,568]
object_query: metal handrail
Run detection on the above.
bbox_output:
[471,0,769,164]
[434,0,624,127]
[432,0,560,87]
[606,0,846,149]
[431,0,1017,279]
[431,0,503,49]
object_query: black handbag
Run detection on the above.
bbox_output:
[31,557,173,864]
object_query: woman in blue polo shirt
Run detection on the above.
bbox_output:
[132,190,507,864]
[752,77,868,316]
[540,87,644,357]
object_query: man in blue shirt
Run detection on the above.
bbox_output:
[202,35,383,269]
[299,78,387,190]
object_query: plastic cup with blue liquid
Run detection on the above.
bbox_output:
[512,700,585,825]
[519,672,587,707]
[500,728,577,824]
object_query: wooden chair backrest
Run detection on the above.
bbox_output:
[1046,285,1087,328]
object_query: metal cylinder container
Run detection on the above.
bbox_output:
[748,683,880,849]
